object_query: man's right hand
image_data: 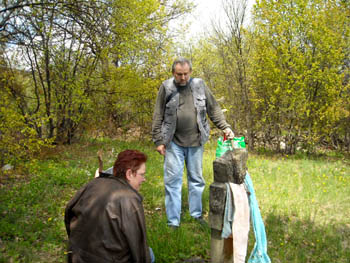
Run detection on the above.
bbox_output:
[156,145,166,156]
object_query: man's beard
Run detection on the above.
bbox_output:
[177,80,187,86]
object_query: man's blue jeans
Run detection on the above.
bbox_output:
[164,141,205,226]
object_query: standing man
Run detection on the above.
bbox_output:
[65,149,154,263]
[152,58,234,228]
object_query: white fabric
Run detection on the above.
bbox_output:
[229,183,250,263]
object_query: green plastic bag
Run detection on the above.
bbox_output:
[216,136,246,158]
[215,137,233,158]
[233,136,246,149]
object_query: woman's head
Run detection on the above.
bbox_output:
[113,149,147,191]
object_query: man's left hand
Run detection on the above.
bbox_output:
[223,128,234,140]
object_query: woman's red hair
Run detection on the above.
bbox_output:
[113,149,147,179]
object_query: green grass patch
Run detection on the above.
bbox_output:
[0,139,349,262]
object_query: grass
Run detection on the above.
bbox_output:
[0,138,349,262]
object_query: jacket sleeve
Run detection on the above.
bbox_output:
[64,185,88,236]
[151,85,166,146]
[204,85,231,130]
[118,197,151,263]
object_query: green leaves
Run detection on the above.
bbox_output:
[1,0,193,150]
[251,0,350,152]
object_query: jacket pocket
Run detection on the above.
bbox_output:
[165,98,177,117]
[195,95,206,107]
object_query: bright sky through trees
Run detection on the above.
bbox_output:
[175,0,255,38]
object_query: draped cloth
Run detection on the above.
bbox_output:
[221,173,271,263]
[230,183,250,263]
[245,173,271,263]
[221,183,234,239]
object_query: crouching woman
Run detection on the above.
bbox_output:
[64,149,154,263]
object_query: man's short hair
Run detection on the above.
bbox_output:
[172,58,192,73]
[113,150,147,179]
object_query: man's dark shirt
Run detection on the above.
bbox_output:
[174,84,200,146]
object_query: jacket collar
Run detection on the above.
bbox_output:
[105,176,144,201]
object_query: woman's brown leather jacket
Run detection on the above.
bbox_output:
[65,176,151,263]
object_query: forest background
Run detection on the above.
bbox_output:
[1,0,350,167]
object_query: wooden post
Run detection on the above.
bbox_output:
[209,149,248,263]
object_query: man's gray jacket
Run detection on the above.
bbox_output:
[152,77,230,147]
